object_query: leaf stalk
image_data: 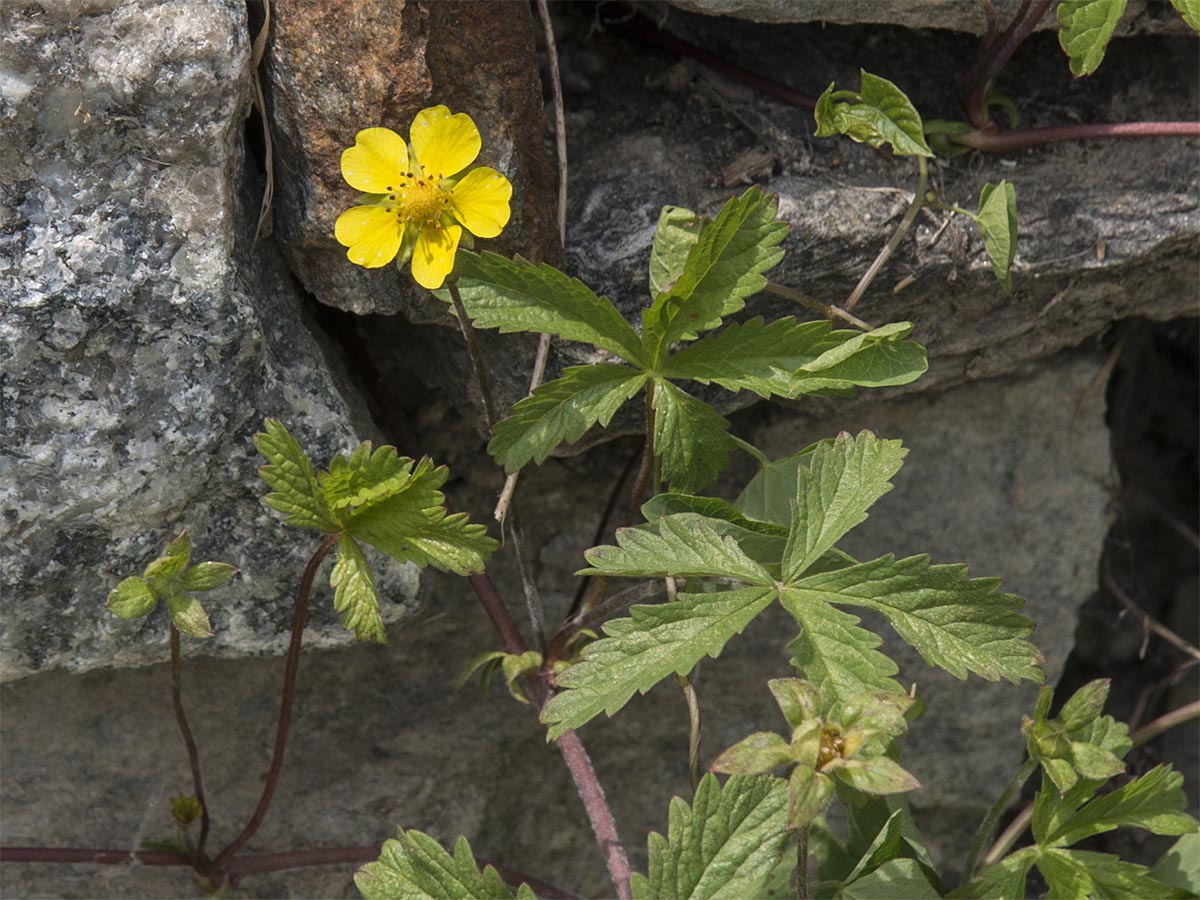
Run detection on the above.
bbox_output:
[169,625,211,862]
[844,156,928,312]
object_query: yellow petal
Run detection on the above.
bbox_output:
[335,205,405,268]
[410,106,480,180]
[410,222,463,289]
[341,128,408,193]
[449,167,512,238]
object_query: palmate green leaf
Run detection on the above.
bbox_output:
[255,419,339,532]
[789,322,927,396]
[838,859,940,900]
[813,72,933,158]
[948,849,1037,900]
[788,554,1043,685]
[330,534,384,643]
[1150,832,1200,895]
[642,187,787,365]
[652,379,736,493]
[331,456,497,576]
[1037,848,1188,899]
[1057,0,1129,76]
[631,774,790,900]
[488,365,647,473]
[650,205,705,298]
[662,318,851,399]
[355,829,531,900]
[976,181,1018,293]
[780,588,903,711]
[581,512,772,583]
[780,431,907,580]
[1172,0,1200,32]
[107,576,159,619]
[1037,765,1196,848]
[542,587,775,738]
[641,493,789,565]
[448,250,646,365]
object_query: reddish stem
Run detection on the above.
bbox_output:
[211,532,340,870]
[0,847,190,867]
[949,120,1200,152]
[169,625,211,861]
[960,0,1053,126]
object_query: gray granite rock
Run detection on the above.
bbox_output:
[0,0,418,682]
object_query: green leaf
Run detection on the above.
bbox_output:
[542,588,775,738]
[780,589,903,711]
[1058,678,1111,730]
[488,365,647,473]
[1172,0,1200,32]
[642,187,787,364]
[735,444,820,526]
[631,774,790,900]
[768,678,822,730]
[813,72,933,158]
[330,535,384,643]
[641,493,788,566]
[789,554,1043,685]
[325,455,497,576]
[651,379,735,493]
[581,513,772,584]
[788,766,836,829]
[164,593,212,638]
[976,181,1018,293]
[1150,832,1200,895]
[838,859,940,899]
[1057,0,1130,76]
[1038,847,1187,899]
[789,322,927,396]
[710,731,796,775]
[949,849,1037,899]
[835,757,921,796]
[144,532,192,589]
[662,318,851,399]
[780,431,907,581]
[355,830,522,900]
[255,419,339,532]
[107,576,159,619]
[180,562,238,592]
[1041,765,1197,847]
[650,205,705,298]
[449,251,647,365]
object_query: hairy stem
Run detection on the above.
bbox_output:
[212,532,339,869]
[844,156,928,312]
[447,280,498,429]
[795,827,809,900]
[677,671,702,793]
[169,625,211,862]
[962,756,1038,884]
[949,120,1200,153]
[763,282,875,331]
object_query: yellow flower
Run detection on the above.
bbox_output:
[335,106,513,289]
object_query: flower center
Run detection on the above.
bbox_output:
[817,727,845,769]
[392,164,451,226]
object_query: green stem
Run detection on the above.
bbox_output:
[796,827,809,900]
[762,282,874,331]
[676,669,702,794]
[622,385,657,528]
[730,434,770,466]
[962,756,1038,884]
[844,156,928,312]
[169,626,210,864]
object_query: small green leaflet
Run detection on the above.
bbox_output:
[789,322,927,395]
[1037,848,1186,899]
[642,186,787,365]
[1149,832,1200,895]
[630,774,791,900]
[735,444,820,526]
[641,493,788,564]
[949,849,1037,900]
[1057,0,1130,76]
[255,420,497,640]
[780,590,903,709]
[445,251,646,365]
[787,554,1043,685]
[541,587,774,739]
[649,205,705,298]
[780,431,907,580]
[355,829,535,900]
[838,859,941,900]
[1172,0,1200,32]
[651,379,735,493]
[813,71,933,158]
[487,365,647,472]
[976,181,1018,293]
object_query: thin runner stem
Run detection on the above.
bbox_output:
[844,156,928,312]
[962,756,1038,883]
[169,625,211,862]
[763,282,874,331]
